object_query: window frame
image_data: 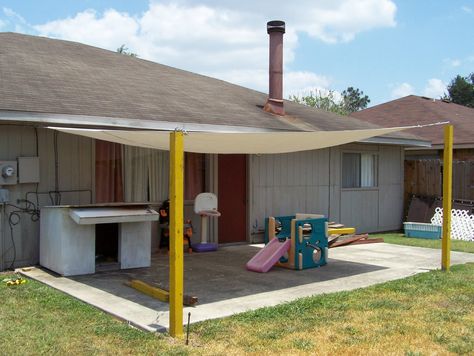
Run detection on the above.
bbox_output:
[341,150,379,190]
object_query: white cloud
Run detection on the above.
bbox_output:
[0,19,5,30]
[32,1,397,95]
[2,7,28,32]
[390,79,446,100]
[444,57,462,67]
[295,0,397,43]
[284,71,333,98]
[3,7,25,22]
[35,9,139,50]
[195,0,397,43]
[423,78,446,99]
[461,6,472,13]
[391,83,414,99]
[450,59,461,67]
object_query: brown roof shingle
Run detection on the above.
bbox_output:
[351,95,474,146]
[0,32,419,142]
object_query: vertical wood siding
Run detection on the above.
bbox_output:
[339,144,403,233]
[0,126,93,268]
[249,143,404,238]
[249,149,332,237]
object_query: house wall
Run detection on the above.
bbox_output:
[0,128,213,270]
[0,125,405,268]
[0,125,94,269]
[248,143,404,241]
[340,143,404,233]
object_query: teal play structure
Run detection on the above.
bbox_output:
[253,214,329,271]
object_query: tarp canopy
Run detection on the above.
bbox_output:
[52,125,437,154]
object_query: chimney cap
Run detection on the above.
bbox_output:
[267,20,285,34]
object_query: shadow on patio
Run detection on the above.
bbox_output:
[70,244,386,312]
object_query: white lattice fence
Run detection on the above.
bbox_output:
[431,207,474,241]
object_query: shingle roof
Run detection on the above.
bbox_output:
[351,95,474,146]
[0,32,418,141]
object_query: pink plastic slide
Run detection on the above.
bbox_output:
[246,238,291,273]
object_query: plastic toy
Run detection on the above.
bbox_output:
[247,214,328,272]
[3,276,27,286]
[193,193,221,252]
[158,199,193,253]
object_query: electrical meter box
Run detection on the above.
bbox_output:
[18,156,40,183]
[0,161,18,185]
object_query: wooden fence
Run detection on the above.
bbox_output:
[404,159,474,202]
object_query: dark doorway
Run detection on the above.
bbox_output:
[218,154,247,243]
[95,223,119,269]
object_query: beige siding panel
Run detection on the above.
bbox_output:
[340,189,379,233]
[55,132,93,205]
[329,147,341,223]
[378,184,403,230]
[379,145,402,185]
[0,126,93,269]
[0,126,39,268]
[249,149,333,234]
[249,143,405,239]
[305,186,330,215]
[378,146,404,230]
[339,144,403,233]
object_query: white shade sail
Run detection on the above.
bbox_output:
[52,125,435,154]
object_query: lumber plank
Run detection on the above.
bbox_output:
[125,279,198,306]
[347,238,384,245]
[329,234,368,248]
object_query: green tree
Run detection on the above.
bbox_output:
[444,73,474,108]
[290,90,348,115]
[290,86,370,115]
[116,44,138,57]
[341,86,370,113]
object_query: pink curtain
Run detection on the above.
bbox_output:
[95,140,124,203]
[185,153,205,200]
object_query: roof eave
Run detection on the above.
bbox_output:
[1,110,431,148]
[360,136,431,147]
[0,110,277,133]
[405,142,474,150]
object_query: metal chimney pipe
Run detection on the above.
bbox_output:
[264,20,285,116]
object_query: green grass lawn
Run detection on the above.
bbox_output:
[1,263,474,355]
[371,233,474,253]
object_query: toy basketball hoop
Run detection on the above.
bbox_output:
[193,193,220,252]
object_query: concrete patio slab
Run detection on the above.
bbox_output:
[21,243,474,332]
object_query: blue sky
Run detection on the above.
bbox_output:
[0,0,473,106]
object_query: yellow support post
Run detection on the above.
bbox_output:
[442,125,453,271]
[169,131,184,337]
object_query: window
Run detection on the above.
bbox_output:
[342,152,378,188]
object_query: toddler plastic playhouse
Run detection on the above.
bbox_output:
[246,214,328,272]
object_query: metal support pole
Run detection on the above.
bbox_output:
[169,131,184,337]
[442,125,453,271]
